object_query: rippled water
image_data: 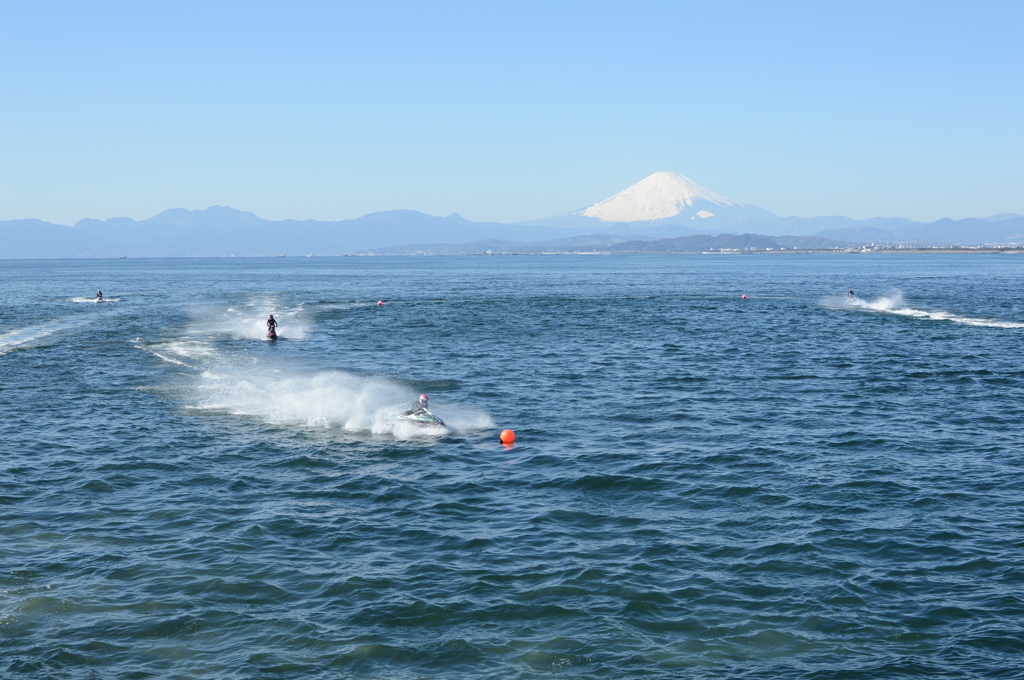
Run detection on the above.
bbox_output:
[2,254,1023,678]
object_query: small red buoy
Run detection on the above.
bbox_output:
[377,300,384,306]
[741,294,747,299]
[499,429,515,444]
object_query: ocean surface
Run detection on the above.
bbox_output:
[2,254,1023,679]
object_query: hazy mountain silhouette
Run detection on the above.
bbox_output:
[11,207,596,258]
[522,173,1024,245]
[2,173,1023,259]
[0,219,119,258]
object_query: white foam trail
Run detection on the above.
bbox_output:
[146,351,188,366]
[315,302,376,311]
[0,319,86,357]
[189,364,492,439]
[822,290,1024,328]
[70,297,121,303]
[134,339,218,367]
[189,304,310,340]
[155,341,218,360]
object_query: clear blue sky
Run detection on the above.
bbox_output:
[2,0,1022,224]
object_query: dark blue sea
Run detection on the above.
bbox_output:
[2,254,1023,679]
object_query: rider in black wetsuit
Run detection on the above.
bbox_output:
[404,394,429,416]
[267,314,278,334]
[96,290,103,301]
[848,289,855,297]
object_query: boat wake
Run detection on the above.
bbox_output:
[822,290,1024,328]
[135,333,492,439]
[188,302,310,340]
[70,297,121,303]
[134,339,219,367]
[189,362,492,439]
[0,319,88,357]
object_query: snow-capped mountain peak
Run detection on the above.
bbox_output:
[578,171,739,223]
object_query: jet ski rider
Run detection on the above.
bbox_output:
[267,314,278,334]
[405,394,430,416]
[96,290,103,301]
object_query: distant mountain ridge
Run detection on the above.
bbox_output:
[0,208,592,259]
[520,173,1024,246]
[1,173,1022,258]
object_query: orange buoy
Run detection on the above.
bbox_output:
[741,294,747,299]
[499,429,515,444]
[377,300,384,306]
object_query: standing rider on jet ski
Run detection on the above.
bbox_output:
[96,290,103,301]
[267,314,278,335]
[404,394,430,416]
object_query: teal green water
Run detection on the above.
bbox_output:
[2,255,1023,678]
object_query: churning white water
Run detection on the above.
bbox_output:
[821,290,1024,328]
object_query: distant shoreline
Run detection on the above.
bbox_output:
[726,247,1024,255]
[4,248,1024,262]
[357,247,1024,256]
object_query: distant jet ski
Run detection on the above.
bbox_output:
[267,327,278,340]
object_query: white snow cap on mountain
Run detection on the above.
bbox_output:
[579,171,739,222]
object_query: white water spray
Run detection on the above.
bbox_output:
[189,303,310,340]
[822,290,1024,328]
[190,364,494,438]
[135,339,219,367]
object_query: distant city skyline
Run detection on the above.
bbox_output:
[2,1,1022,225]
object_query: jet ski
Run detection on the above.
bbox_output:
[391,409,446,427]
[267,328,278,340]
